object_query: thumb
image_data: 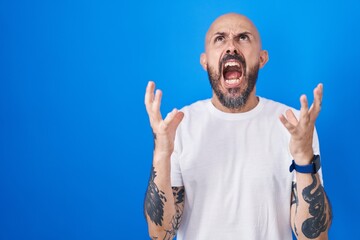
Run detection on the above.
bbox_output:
[171,111,184,130]
[163,109,184,130]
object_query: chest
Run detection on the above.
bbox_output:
[179,117,293,196]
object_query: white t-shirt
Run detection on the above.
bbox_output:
[171,97,321,240]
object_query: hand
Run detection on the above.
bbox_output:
[145,81,184,156]
[279,84,323,164]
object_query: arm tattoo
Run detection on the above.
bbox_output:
[301,174,329,238]
[162,187,185,240]
[291,182,299,236]
[291,181,299,206]
[153,132,157,149]
[173,187,185,229]
[145,166,167,226]
[145,167,185,240]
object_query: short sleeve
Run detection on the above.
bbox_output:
[170,128,184,187]
[313,127,324,186]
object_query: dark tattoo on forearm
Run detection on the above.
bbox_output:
[301,174,329,238]
[153,131,157,149]
[145,166,167,226]
[291,181,299,236]
[145,167,185,240]
[161,187,185,240]
[171,188,185,231]
[291,181,299,206]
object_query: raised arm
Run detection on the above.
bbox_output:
[280,84,332,240]
[144,81,185,239]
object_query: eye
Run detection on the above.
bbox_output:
[214,35,225,43]
[239,34,250,41]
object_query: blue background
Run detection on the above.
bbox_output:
[1,0,359,239]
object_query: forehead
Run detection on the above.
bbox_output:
[206,14,260,41]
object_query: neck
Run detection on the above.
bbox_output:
[211,91,259,113]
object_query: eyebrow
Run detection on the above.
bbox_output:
[213,32,227,37]
[212,31,254,39]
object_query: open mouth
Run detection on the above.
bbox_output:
[222,60,243,87]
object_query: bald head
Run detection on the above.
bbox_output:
[205,13,262,49]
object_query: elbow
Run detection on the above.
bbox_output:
[145,215,175,240]
[147,225,174,240]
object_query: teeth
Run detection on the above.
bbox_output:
[225,79,240,84]
[224,61,240,67]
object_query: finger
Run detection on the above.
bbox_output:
[309,83,323,121]
[145,81,155,103]
[299,94,310,124]
[279,114,297,134]
[162,108,185,131]
[168,111,185,130]
[153,89,162,110]
[145,81,155,110]
[285,109,298,126]
[163,108,178,127]
[152,89,163,121]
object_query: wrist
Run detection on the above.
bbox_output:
[292,151,314,165]
[154,147,173,159]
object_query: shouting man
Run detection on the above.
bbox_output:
[144,13,332,240]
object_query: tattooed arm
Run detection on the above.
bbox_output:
[144,81,185,239]
[291,174,332,239]
[280,84,332,239]
[144,164,185,239]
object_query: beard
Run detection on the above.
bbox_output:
[207,57,260,110]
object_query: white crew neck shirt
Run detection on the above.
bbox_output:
[171,97,321,240]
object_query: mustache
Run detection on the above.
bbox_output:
[221,53,246,66]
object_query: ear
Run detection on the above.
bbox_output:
[200,53,208,71]
[259,50,269,69]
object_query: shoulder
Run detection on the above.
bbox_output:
[259,97,299,116]
[180,99,211,116]
[175,99,211,131]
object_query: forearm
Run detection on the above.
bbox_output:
[291,172,332,240]
[144,81,185,239]
[144,151,178,239]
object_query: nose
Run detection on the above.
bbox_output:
[226,49,238,55]
[226,41,238,55]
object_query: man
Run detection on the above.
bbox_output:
[144,13,332,240]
